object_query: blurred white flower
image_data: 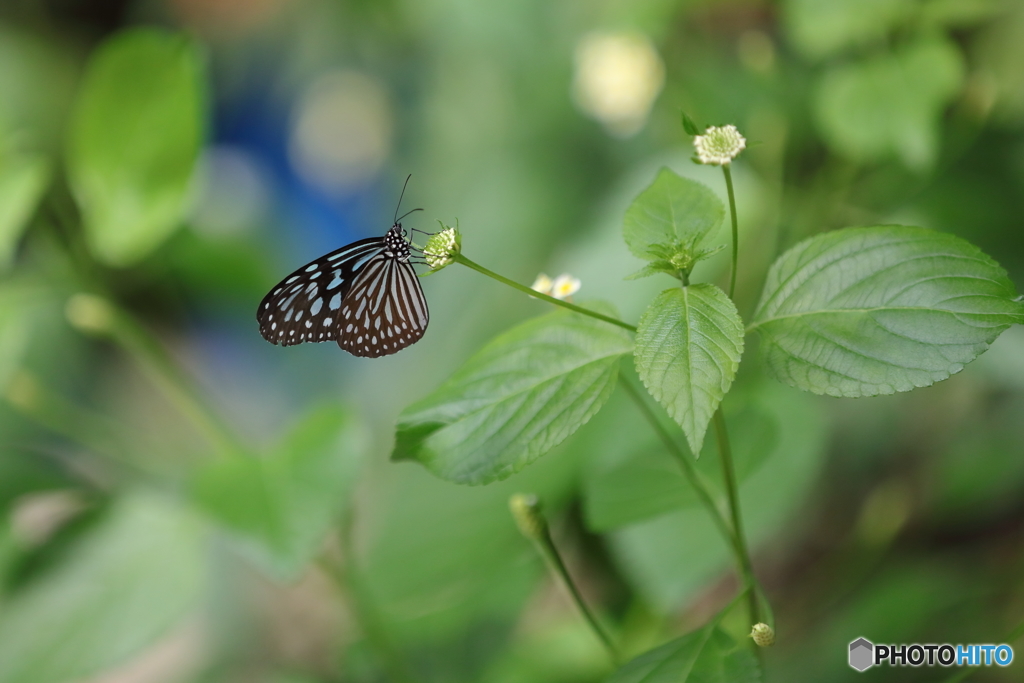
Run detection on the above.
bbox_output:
[531,273,553,295]
[693,124,747,165]
[572,32,665,137]
[551,274,581,300]
[289,70,393,193]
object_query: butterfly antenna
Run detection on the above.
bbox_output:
[394,174,413,224]
[396,207,424,223]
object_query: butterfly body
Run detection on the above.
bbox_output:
[257,223,428,357]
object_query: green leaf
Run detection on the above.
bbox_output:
[67,28,204,267]
[393,304,633,485]
[192,404,362,578]
[607,624,759,683]
[623,168,724,262]
[362,439,585,645]
[0,493,206,683]
[681,111,700,136]
[783,0,914,60]
[584,389,777,531]
[813,38,964,170]
[920,0,1000,27]
[750,225,1024,398]
[634,285,744,454]
[625,261,678,281]
[0,151,49,269]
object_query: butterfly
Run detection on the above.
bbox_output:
[257,179,429,357]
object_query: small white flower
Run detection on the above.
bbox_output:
[693,124,746,165]
[423,225,460,271]
[551,274,581,300]
[531,273,554,295]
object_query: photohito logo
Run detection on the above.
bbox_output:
[849,637,1014,671]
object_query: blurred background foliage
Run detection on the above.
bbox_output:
[0,0,1022,682]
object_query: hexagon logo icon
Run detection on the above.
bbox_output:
[849,638,874,671]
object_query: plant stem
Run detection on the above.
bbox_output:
[320,513,419,683]
[453,253,637,333]
[4,370,163,482]
[712,407,760,627]
[534,521,620,664]
[939,617,1024,683]
[620,379,734,547]
[722,164,739,299]
[69,295,246,459]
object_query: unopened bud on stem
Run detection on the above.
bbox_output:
[750,622,774,647]
[509,493,548,542]
[66,294,116,334]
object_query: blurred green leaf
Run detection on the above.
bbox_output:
[0,284,46,392]
[0,151,49,270]
[784,0,914,60]
[67,28,204,267]
[482,619,613,683]
[364,435,585,645]
[584,389,776,531]
[193,404,361,578]
[813,38,964,170]
[920,0,1000,27]
[750,225,1024,398]
[606,623,759,683]
[0,493,206,683]
[622,168,724,263]
[635,285,743,454]
[610,381,826,610]
[393,305,633,485]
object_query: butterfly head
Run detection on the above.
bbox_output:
[385,224,412,262]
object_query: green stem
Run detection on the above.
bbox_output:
[939,618,1024,683]
[77,299,247,459]
[620,379,734,547]
[535,523,620,664]
[320,513,419,683]
[4,371,163,482]
[712,408,761,627]
[723,164,739,299]
[453,253,637,333]
[118,315,244,458]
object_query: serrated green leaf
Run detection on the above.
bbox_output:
[192,404,362,578]
[813,38,964,170]
[584,391,777,531]
[625,261,678,281]
[607,624,759,683]
[0,494,206,683]
[67,28,204,266]
[750,225,1024,398]
[623,168,724,262]
[635,285,744,454]
[393,304,633,485]
[0,151,49,270]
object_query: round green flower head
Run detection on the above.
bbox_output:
[424,223,461,271]
[693,124,746,165]
[750,622,775,647]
